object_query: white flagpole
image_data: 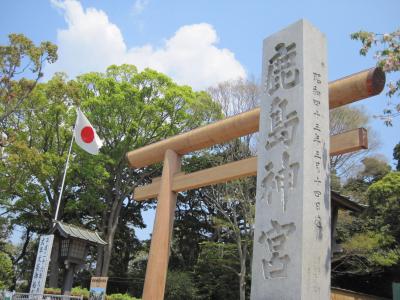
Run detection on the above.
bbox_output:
[54,129,75,223]
[35,129,75,295]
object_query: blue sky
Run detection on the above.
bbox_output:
[2,0,399,240]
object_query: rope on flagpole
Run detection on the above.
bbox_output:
[54,129,75,223]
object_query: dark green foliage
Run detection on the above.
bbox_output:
[194,242,240,300]
[367,172,400,241]
[333,141,400,297]
[75,64,222,276]
[108,293,140,300]
[1,63,223,291]
[1,73,80,234]
[333,171,400,297]
[165,271,198,300]
[0,217,12,252]
[44,287,140,300]
[394,142,400,171]
[0,252,13,289]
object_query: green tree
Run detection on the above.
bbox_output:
[0,33,57,129]
[75,64,222,276]
[198,78,259,300]
[165,271,198,300]
[200,168,255,300]
[333,172,400,297]
[334,230,399,278]
[0,251,14,289]
[169,187,215,272]
[338,172,400,274]
[0,73,88,287]
[0,64,222,289]
[367,172,400,238]
[107,217,143,294]
[194,241,241,300]
[333,153,394,297]
[0,37,59,277]
[0,74,85,226]
[342,156,391,204]
[0,216,12,252]
[351,29,400,125]
[394,142,400,170]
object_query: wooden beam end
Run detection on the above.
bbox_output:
[358,127,368,150]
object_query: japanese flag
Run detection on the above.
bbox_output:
[74,109,103,155]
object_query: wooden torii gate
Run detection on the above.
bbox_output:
[126,67,385,300]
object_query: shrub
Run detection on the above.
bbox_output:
[165,271,198,300]
[44,287,141,300]
[107,293,140,300]
[0,252,13,290]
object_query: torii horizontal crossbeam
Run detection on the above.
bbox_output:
[126,68,384,169]
[134,128,368,201]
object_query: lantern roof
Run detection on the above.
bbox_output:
[52,221,107,245]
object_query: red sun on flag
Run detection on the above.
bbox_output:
[74,109,103,155]
[81,126,95,143]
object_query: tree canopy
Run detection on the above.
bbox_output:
[0,33,57,130]
[351,29,400,125]
[0,63,223,290]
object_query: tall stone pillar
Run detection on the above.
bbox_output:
[251,19,330,300]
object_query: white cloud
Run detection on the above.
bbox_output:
[47,0,246,90]
[132,0,149,15]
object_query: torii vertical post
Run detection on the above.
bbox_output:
[142,149,181,300]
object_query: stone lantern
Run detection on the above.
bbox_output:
[52,221,107,295]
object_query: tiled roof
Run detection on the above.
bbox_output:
[52,221,107,245]
[331,191,365,213]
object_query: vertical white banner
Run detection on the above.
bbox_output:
[30,234,54,295]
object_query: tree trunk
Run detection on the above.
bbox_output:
[94,164,147,276]
[100,235,115,276]
[232,209,247,300]
[95,244,104,276]
[11,228,32,290]
[99,186,124,276]
[239,273,246,300]
[239,242,248,300]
